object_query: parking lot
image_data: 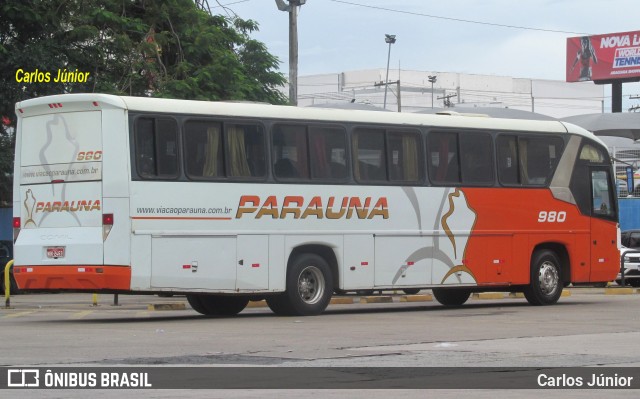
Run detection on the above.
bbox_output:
[2,288,640,398]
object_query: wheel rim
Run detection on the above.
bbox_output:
[297,265,325,305]
[538,261,559,296]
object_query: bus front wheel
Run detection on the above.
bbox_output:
[432,288,471,306]
[267,253,333,316]
[523,250,563,306]
[187,295,249,316]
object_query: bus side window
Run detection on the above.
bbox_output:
[353,128,387,183]
[309,126,347,180]
[135,117,179,179]
[498,135,564,186]
[226,123,266,178]
[184,120,223,178]
[387,130,421,183]
[272,124,308,179]
[427,131,460,184]
[460,132,493,185]
[497,135,519,185]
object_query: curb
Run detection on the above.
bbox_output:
[246,300,268,308]
[360,296,393,304]
[473,292,504,300]
[604,287,637,295]
[400,294,433,302]
[147,303,186,311]
[331,297,355,305]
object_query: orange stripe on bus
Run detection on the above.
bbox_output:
[14,265,131,291]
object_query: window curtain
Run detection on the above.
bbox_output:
[203,126,220,177]
[402,134,418,181]
[518,139,529,184]
[227,126,251,177]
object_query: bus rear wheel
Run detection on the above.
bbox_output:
[187,295,249,316]
[432,288,471,306]
[267,253,333,316]
[523,250,563,306]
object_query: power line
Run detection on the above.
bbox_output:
[210,0,251,8]
[329,0,590,35]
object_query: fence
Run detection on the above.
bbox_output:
[611,147,640,197]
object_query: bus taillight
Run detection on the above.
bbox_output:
[13,217,20,243]
[103,214,114,225]
[102,214,113,241]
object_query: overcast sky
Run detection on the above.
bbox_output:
[218,0,639,109]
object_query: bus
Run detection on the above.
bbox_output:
[12,94,619,316]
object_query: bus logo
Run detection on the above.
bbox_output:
[235,195,389,220]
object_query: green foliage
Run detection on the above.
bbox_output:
[0,0,288,206]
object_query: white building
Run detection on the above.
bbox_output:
[296,69,605,118]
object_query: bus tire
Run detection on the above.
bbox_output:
[187,295,249,316]
[186,294,208,314]
[265,295,294,316]
[523,250,563,306]
[402,288,421,295]
[272,253,333,316]
[432,288,471,306]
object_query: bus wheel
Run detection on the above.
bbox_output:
[523,250,563,306]
[269,254,333,316]
[402,288,421,295]
[187,295,249,316]
[432,288,470,306]
[186,295,208,314]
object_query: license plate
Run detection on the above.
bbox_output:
[47,247,65,259]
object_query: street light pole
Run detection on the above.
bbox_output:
[383,34,396,110]
[428,75,437,109]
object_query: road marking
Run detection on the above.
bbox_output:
[2,311,36,318]
[69,310,94,319]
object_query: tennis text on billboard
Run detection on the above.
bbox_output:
[36,200,101,213]
[235,195,389,219]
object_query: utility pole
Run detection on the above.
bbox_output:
[630,95,640,112]
[276,0,306,105]
[437,93,458,108]
[374,80,401,112]
[396,80,401,112]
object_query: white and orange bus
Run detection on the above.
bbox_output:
[12,94,619,316]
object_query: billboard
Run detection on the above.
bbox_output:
[566,30,640,82]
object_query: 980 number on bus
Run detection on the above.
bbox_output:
[538,211,566,223]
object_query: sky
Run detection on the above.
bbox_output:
[216,0,640,110]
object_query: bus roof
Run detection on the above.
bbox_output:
[15,93,603,144]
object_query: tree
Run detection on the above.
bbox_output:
[0,0,288,206]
